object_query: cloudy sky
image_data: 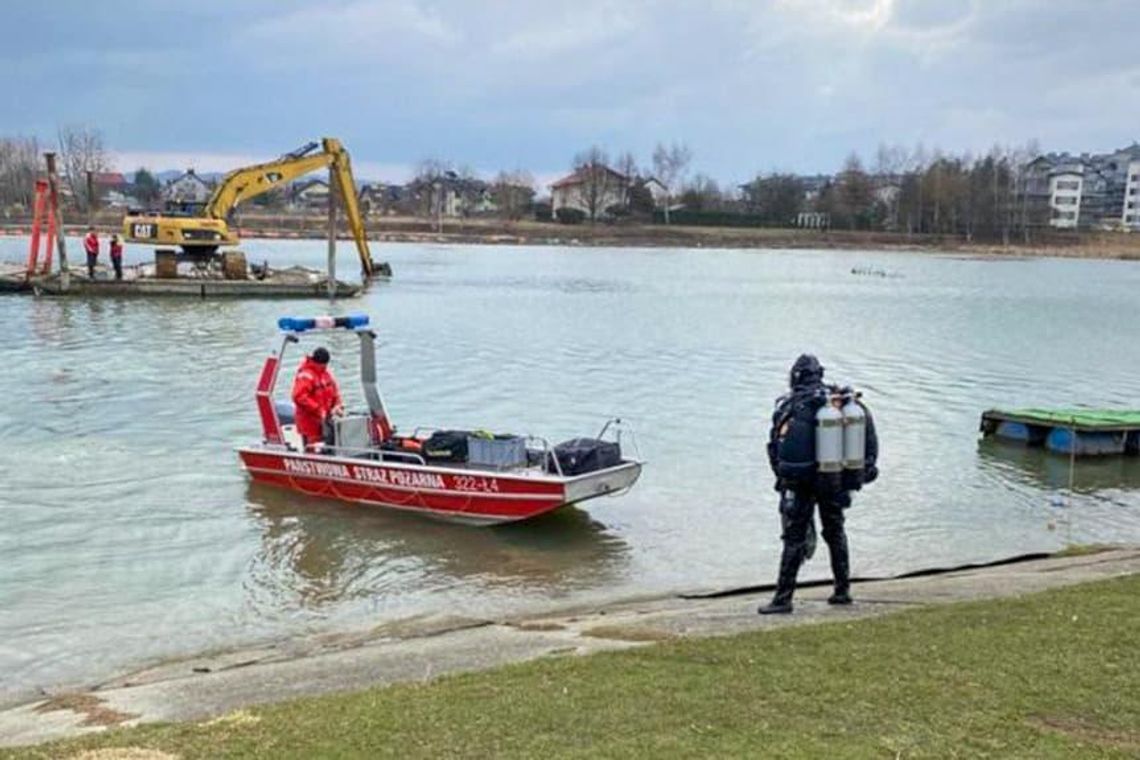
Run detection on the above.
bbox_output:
[3,0,1138,186]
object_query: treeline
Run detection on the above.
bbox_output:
[2,126,1053,243]
[724,144,1045,242]
[0,126,113,214]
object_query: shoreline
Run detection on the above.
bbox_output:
[2,545,1135,748]
[3,217,1139,260]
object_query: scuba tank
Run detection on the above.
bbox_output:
[841,392,866,491]
[815,397,844,492]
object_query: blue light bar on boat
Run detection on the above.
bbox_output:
[277,314,370,333]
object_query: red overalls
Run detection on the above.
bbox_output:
[291,357,342,445]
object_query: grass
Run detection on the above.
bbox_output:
[7,576,1139,759]
[1054,543,1119,558]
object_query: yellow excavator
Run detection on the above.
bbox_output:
[123,137,385,277]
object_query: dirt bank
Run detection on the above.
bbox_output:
[4,214,1140,260]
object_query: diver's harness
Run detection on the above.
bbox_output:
[770,383,877,497]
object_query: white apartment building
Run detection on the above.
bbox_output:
[1049,170,1083,229]
[1124,160,1140,229]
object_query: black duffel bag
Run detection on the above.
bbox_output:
[547,438,621,476]
[422,430,471,463]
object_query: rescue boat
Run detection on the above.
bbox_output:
[237,315,643,526]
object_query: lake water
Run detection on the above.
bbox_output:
[3,238,1140,703]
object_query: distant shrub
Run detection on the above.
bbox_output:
[652,209,773,227]
[555,207,587,225]
[533,202,552,221]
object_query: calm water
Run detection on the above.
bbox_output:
[3,238,1140,702]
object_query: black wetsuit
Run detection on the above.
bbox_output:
[766,381,851,607]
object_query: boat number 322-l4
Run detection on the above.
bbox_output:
[453,475,500,493]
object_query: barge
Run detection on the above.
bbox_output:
[980,408,1140,457]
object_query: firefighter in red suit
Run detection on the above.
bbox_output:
[83,227,99,278]
[291,347,343,448]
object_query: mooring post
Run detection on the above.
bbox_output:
[86,169,96,225]
[45,152,69,292]
[327,167,338,300]
[1068,417,1077,491]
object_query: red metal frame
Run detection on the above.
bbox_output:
[25,180,48,278]
[256,351,284,445]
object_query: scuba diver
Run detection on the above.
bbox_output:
[759,354,878,615]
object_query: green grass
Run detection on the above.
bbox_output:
[1054,543,1119,558]
[8,576,1140,759]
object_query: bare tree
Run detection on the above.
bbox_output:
[836,153,874,230]
[651,142,692,223]
[571,146,615,222]
[57,124,109,212]
[0,136,41,210]
[679,174,723,212]
[491,170,535,221]
[411,158,454,218]
[744,173,804,224]
[615,151,639,208]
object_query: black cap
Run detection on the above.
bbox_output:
[789,353,824,388]
[311,347,330,365]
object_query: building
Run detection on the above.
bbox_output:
[290,178,330,210]
[358,183,405,216]
[163,169,213,204]
[89,172,131,208]
[405,172,493,218]
[797,211,830,229]
[1048,166,1083,229]
[1124,160,1140,229]
[550,164,630,220]
[1022,144,1140,229]
[638,177,668,207]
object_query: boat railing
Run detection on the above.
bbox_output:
[525,435,562,477]
[313,442,429,466]
[379,450,427,466]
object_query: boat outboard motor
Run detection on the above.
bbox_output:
[841,392,866,491]
[815,398,844,492]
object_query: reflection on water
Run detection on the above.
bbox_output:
[244,483,630,614]
[978,439,1140,494]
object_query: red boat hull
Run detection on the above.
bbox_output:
[238,447,638,525]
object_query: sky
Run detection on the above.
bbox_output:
[2,0,1138,189]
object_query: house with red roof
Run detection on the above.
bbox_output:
[550,163,631,221]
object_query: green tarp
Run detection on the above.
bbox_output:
[983,408,1140,431]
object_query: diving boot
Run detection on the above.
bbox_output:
[825,530,852,605]
[758,543,805,615]
[758,598,793,615]
[827,589,853,605]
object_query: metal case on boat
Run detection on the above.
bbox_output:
[334,416,372,451]
[467,435,527,470]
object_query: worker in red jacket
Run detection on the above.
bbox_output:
[291,347,343,448]
[83,227,99,278]
[109,234,124,280]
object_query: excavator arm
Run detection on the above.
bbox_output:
[325,140,375,279]
[203,138,377,277]
[125,137,379,278]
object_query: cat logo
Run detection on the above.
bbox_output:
[131,223,157,239]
